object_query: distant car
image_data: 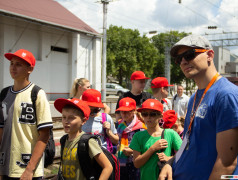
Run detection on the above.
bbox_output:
[106,83,129,96]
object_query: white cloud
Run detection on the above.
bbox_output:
[56,0,238,55]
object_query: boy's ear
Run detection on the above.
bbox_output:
[28,66,34,74]
[81,117,87,125]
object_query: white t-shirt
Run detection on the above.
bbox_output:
[173,93,190,118]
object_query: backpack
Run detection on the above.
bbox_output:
[157,129,166,171]
[60,134,120,180]
[0,85,55,168]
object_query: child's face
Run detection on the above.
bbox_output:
[141,109,162,128]
[132,79,146,91]
[62,108,86,135]
[9,57,33,80]
[120,110,135,122]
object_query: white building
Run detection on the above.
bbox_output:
[0,0,102,101]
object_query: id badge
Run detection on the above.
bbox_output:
[175,132,189,163]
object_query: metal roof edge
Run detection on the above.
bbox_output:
[0,9,102,38]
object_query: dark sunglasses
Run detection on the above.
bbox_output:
[175,49,208,65]
[141,112,160,118]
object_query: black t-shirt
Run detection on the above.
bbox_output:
[115,91,153,113]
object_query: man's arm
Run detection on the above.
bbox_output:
[20,128,50,180]
[209,127,238,180]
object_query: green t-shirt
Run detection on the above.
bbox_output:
[129,129,182,180]
[61,132,102,180]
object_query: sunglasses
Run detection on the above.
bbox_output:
[175,49,208,65]
[141,112,160,118]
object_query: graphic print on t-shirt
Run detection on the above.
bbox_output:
[19,102,36,124]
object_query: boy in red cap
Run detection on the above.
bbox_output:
[129,99,182,180]
[82,89,119,152]
[115,71,153,121]
[0,49,53,179]
[163,110,178,129]
[54,98,112,179]
[116,97,147,180]
[151,77,173,112]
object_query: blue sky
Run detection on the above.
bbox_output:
[57,0,238,55]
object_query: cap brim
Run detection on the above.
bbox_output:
[4,53,14,61]
[115,106,135,112]
[86,102,104,108]
[170,45,203,57]
[54,98,76,113]
[137,107,163,113]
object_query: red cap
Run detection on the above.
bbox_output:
[130,71,150,80]
[151,77,173,88]
[137,99,163,113]
[5,49,36,67]
[82,89,104,108]
[54,98,90,120]
[163,110,177,129]
[116,97,136,111]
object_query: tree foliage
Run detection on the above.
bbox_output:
[106,25,159,85]
[151,31,191,84]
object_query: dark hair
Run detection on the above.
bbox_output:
[62,104,84,118]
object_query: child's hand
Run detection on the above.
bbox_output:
[151,139,168,152]
[122,147,133,156]
[102,121,111,130]
[157,152,169,162]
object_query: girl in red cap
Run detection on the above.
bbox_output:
[82,89,119,153]
[116,97,147,180]
[129,99,182,180]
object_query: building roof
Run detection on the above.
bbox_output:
[0,0,98,34]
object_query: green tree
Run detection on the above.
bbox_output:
[107,25,159,86]
[151,31,190,84]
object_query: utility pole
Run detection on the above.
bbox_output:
[165,43,171,85]
[101,0,110,101]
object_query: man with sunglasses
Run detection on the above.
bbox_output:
[159,35,238,180]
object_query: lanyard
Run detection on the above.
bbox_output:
[188,73,220,135]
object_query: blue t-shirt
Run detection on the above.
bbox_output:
[173,77,238,180]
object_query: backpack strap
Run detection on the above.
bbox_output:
[172,94,177,109]
[77,134,100,180]
[160,129,165,153]
[31,85,41,116]
[0,86,11,102]
[60,134,68,160]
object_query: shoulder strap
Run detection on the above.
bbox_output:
[0,86,11,102]
[101,113,107,123]
[60,134,68,160]
[31,85,41,123]
[77,134,99,180]
[160,129,165,153]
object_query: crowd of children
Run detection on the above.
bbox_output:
[0,49,185,180]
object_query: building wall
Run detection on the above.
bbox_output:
[0,16,102,100]
[213,46,230,74]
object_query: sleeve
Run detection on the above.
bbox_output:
[36,89,53,130]
[107,114,117,134]
[129,132,141,152]
[215,93,238,133]
[88,138,103,159]
[171,130,182,151]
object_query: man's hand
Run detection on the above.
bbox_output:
[158,164,173,180]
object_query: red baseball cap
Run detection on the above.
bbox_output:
[54,98,90,120]
[82,89,104,108]
[5,49,36,67]
[137,99,163,113]
[130,71,150,80]
[116,97,136,111]
[163,110,177,129]
[151,77,173,88]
